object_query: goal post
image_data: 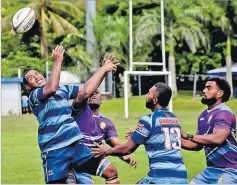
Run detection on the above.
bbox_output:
[124,0,171,119]
[124,71,172,119]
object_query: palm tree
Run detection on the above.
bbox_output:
[2,0,85,59]
[218,0,237,97]
[134,0,210,96]
[93,15,130,97]
[187,0,237,96]
[93,15,129,70]
[220,14,234,95]
[60,33,92,82]
[31,0,85,59]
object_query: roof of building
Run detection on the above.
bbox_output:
[1,77,23,83]
[207,63,237,76]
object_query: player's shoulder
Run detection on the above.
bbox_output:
[198,109,208,119]
[98,116,114,126]
[29,88,41,98]
[153,109,177,118]
[212,104,235,120]
[214,103,233,114]
[140,113,152,119]
[58,84,69,92]
[63,84,79,90]
[72,102,89,117]
[139,113,152,125]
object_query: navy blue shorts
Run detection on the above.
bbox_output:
[41,141,93,183]
[137,175,187,184]
[191,167,237,184]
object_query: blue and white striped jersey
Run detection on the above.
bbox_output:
[29,85,83,153]
[131,108,187,184]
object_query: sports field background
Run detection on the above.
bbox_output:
[2,91,237,184]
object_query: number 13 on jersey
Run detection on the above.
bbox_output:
[161,127,181,149]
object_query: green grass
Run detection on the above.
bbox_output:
[2,93,237,184]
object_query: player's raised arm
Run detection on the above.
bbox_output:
[43,45,65,97]
[74,54,120,109]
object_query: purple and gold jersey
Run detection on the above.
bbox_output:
[198,103,237,169]
[72,104,118,148]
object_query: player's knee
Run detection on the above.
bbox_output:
[104,164,118,177]
[102,164,120,184]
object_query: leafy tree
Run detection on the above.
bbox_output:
[93,15,129,70]
[60,33,92,82]
[2,0,85,59]
[187,0,237,95]
[218,0,237,96]
[2,0,91,78]
[1,31,46,77]
[134,0,211,96]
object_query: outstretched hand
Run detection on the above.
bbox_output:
[102,53,120,72]
[125,128,134,140]
[120,155,138,168]
[91,141,111,158]
[52,45,65,63]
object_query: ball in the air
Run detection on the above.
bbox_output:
[12,7,36,34]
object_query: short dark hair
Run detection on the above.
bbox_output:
[154,82,172,107]
[206,77,231,102]
[23,68,34,85]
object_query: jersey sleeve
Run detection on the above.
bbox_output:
[29,88,45,107]
[131,115,152,145]
[103,119,119,142]
[64,85,79,99]
[71,102,88,117]
[213,111,235,131]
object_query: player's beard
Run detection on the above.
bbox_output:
[201,96,217,106]
[146,100,154,110]
[89,104,100,110]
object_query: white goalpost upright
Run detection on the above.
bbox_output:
[124,0,172,118]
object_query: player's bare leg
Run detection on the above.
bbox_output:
[101,163,120,184]
[71,156,120,184]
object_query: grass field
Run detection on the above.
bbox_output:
[2,92,237,184]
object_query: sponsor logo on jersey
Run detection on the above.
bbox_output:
[136,123,144,130]
[100,122,106,129]
[47,169,54,176]
[158,118,179,124]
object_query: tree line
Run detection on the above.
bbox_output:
[2,0,237,96]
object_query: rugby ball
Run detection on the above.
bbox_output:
[12,7,36,34]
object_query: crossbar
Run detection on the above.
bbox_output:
[132,62,164,66]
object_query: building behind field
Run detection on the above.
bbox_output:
[1,77,23,115]
[208,63,237,98]
[1,72,83,116]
